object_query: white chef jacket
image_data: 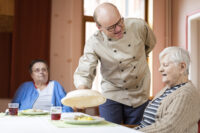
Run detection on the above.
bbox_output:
[74,18,156,107]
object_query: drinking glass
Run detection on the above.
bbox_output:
[50,106,62,120]
[8,103,19,116]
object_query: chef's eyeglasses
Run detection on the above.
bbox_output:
[101,17,124,32]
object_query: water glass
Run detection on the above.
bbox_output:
[50,106,62,120]
[8,103,19,116]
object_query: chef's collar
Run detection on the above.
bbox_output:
[107,30,127,41]
[101,28,126,42]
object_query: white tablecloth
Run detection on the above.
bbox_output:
[0,112,142,133]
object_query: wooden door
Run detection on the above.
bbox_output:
[0,33,12,98]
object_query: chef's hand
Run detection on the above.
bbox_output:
[72,85,89,112]
[72,106,86,112]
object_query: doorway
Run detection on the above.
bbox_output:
[187,11,200,89]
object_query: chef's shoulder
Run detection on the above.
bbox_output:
[87,30,104,43]
[125,18,147,30]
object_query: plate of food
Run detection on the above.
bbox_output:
[62,115,104,124]
[20,109,49,115]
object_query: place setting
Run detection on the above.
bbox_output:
[0,103,20,117]
[20,109,49,116]
[62,114,105,125]
[49,89,117,128]
[1,90,116,128]
[1,102,50,118]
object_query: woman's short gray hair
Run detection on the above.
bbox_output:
[159,46,190,75]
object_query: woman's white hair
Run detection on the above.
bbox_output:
[159,46,191,75]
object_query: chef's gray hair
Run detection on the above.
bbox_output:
[159,46,190,75]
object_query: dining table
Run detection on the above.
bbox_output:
[0,112,143,133]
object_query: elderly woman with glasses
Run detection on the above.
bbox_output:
[136,46,200,133]
[12,59,73,112]
[74,2,156,124]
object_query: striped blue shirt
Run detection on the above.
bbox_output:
[136,83,186,130]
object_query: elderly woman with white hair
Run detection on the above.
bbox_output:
[135,46,200,133]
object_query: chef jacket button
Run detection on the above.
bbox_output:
[121,69,124,72]
[135,76,138,79]
[136,85,138,88]
[114,50,117,53]
[108,38,112,41]
[124,31,126,34]
[125,88,128,90]
[119,61,122,64]
[128,44,131,47]
[133,56,136,59]
[123,80,126,83]
[133,66,136,69]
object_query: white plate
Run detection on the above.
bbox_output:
[20,109,49,115]
[62,116,104,125]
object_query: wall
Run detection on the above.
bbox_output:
[0,0,14,32]
[0,99,11,112]
[151,0,167,95]
[50,0,83,92]
[0,0,14,16]
[10,0,51,97]
[0,0,14,110]
[152,0,200,95]
[171,0,200,88]
[172,0,200,48]
[0,0,14,98]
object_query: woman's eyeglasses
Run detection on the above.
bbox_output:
[32,68,48,73]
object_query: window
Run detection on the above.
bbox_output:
[84,0,146,41]
[83,0,147,92]
[84,0,145,18]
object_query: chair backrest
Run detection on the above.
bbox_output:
[121,124,138,128]
[75,106,99,116]
[0,99,11,112]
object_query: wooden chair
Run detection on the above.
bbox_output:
[121,124,138,128]
[84,106,99,116]
[75,106,99,116]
